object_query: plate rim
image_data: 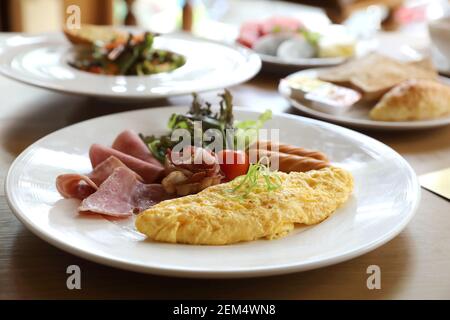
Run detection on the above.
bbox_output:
[5,106,421,278]
[279,69,450,130]
[0,32,262,99]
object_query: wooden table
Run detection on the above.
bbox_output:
[0,57,449,300]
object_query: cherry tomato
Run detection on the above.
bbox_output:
[217,150,250,181]
[89,66,103,74]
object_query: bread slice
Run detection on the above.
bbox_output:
[369,79,450,121]
[63,24,127,45]
[319,53,438,101]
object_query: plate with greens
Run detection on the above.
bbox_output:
[6,91,419,277]
[0,30,260,100]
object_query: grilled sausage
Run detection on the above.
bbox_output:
[250,140,329,162]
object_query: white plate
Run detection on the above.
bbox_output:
[257,39,376,74]
[259,53,344,74]
[279,69,450,130]
[6,107,420,278]
[0,33,261,100]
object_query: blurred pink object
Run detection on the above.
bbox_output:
[237,16,303,48]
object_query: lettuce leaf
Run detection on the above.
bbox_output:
[233,109,272,150]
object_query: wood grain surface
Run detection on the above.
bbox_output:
[0,54,449,300]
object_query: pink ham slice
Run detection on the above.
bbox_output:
[90,144,164,183]
[56,156,138,200]
[56,174,97,200]
[79,167,170,217]
[112,130,161,167]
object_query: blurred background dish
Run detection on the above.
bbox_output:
[279,64,450,130]
[1,0,449,75]
[237,16,377,73]
[0,32,261,100]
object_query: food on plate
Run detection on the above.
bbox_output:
[140,90,272,162]
[162,147,223,196]
[56,130,167,213]
[237,17,303,48]
[283,53,450,123]
[135,166,353,245]
[216,149,250,181]
[56,156,141,200]
[284,76,361,115]
[56,91,352,245]
[55,91,273,217]
[250,140,329,161]
[369,79,450,121]
[318,53,438,101]
[79,167,170,217]
[249,149,329,173]
[238,16,355,60]
[64,24,128,46]
[89,143,164,183]
[68,31,185,75]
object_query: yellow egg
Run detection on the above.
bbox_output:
[136,166,353,245]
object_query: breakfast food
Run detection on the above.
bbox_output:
[56,91,353,245]
[250,149,329,173]
[78,167,170,217]
[250,140,329,161]
[237,16,355,60]
[68,30,185,76]
[161,147,223,196]
[318,53,438,101]
[283,53,450,123]
[369,79,450,121]
[284,76,361,114]
[135,166,353,245]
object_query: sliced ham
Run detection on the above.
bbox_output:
[90,155,142,184]
[89,144,164,183]
[79,167,170,217]
[56,156,138,200]
[56,174,98,200]
[112,130,161,167]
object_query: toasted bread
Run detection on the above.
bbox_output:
[369,79,450,121]
[319,53,438,101]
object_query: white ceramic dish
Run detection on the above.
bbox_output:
[0,33,261,100]
[256,38,376,74]
[6,107,420,278]
[279,69,450,130]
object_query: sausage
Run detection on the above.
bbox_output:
[250,140,329,162]
[249,149,330,173]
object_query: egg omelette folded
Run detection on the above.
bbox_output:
[136,166,353,245]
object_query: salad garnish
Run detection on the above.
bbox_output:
[229,157,282,199]
[70,32,185,76]
[140,90,272,163]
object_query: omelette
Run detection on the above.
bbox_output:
[135,166,353,245]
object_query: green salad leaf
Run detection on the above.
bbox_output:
[229,157,282,200]
[140,91,272,163]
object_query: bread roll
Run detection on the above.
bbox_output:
[369,79,450,121]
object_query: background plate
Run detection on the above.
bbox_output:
[6,107,420,278]
[279,69,450,130]
[0,33,261,100]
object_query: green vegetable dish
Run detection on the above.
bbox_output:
[140,90,272,163]
[70,32,186,76]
